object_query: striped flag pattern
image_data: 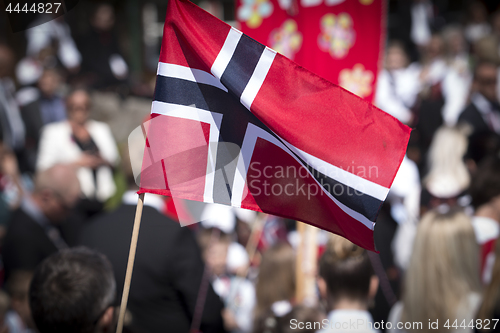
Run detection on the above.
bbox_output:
[138,0,411,251]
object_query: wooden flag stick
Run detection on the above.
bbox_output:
[295,221,306,303]
[116,192,145,333]
[295,221,318,305]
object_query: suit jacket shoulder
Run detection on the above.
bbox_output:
[3,209,58,280]
[78,204,225,333]
[21,99,43,142]
[458,103,490,134]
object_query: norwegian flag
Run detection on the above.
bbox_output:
[138,0,411,251]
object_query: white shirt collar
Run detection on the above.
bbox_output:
[319,309,378,333]
[472,215,500,245]
[472,93,494,115]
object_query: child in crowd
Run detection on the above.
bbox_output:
[198,228,256,333]
[317,235,379,333]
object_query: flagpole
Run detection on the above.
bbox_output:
[295,221,318,305]
[116,192,145,333]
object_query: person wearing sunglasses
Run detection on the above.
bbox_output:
[459,61,500,138]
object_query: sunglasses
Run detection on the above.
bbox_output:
[477,77,497,86]
[68,104,91,111]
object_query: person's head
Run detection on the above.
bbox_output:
[91,3,115,32]
[473,61,499,102]
[6,271,35,329]
[401,208,481,332]
[385,41,409,71]
[442,25,467,56]
[38,69,62,98]
[29,247,116,333]
[474,35,500,64]
[255,243,295,319]
[424,34,444,60]
[198,228,231,277]
[469,154,500,214]
[318,235,377,311]
[66,89,91,126]
[0,44,14,78]
[33,164,80,223]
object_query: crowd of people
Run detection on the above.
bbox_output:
[0,0,500,333]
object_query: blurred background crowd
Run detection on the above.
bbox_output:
[1,0,500,332]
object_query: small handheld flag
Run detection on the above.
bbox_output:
[138,0,411,251]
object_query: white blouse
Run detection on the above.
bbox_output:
[37,120,119,202]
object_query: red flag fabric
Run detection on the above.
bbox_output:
[236,0,385,102]
[138,0,410,251]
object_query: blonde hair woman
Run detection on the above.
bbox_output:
[389,209,482,333]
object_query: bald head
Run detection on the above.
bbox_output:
[35,164,79,196]
[34,165,80,222]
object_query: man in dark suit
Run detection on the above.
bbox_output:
[459,61,500,136]
[78,189,226,333]
[2,164,80,281]
[458,61,500,163]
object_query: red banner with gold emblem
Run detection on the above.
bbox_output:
[236,0,385,102]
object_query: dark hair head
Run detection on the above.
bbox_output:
[196,227,232,251]
[387,40,408,53]
[29,247,116,333]
[470,154,500,209]
[319,235,373,303]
